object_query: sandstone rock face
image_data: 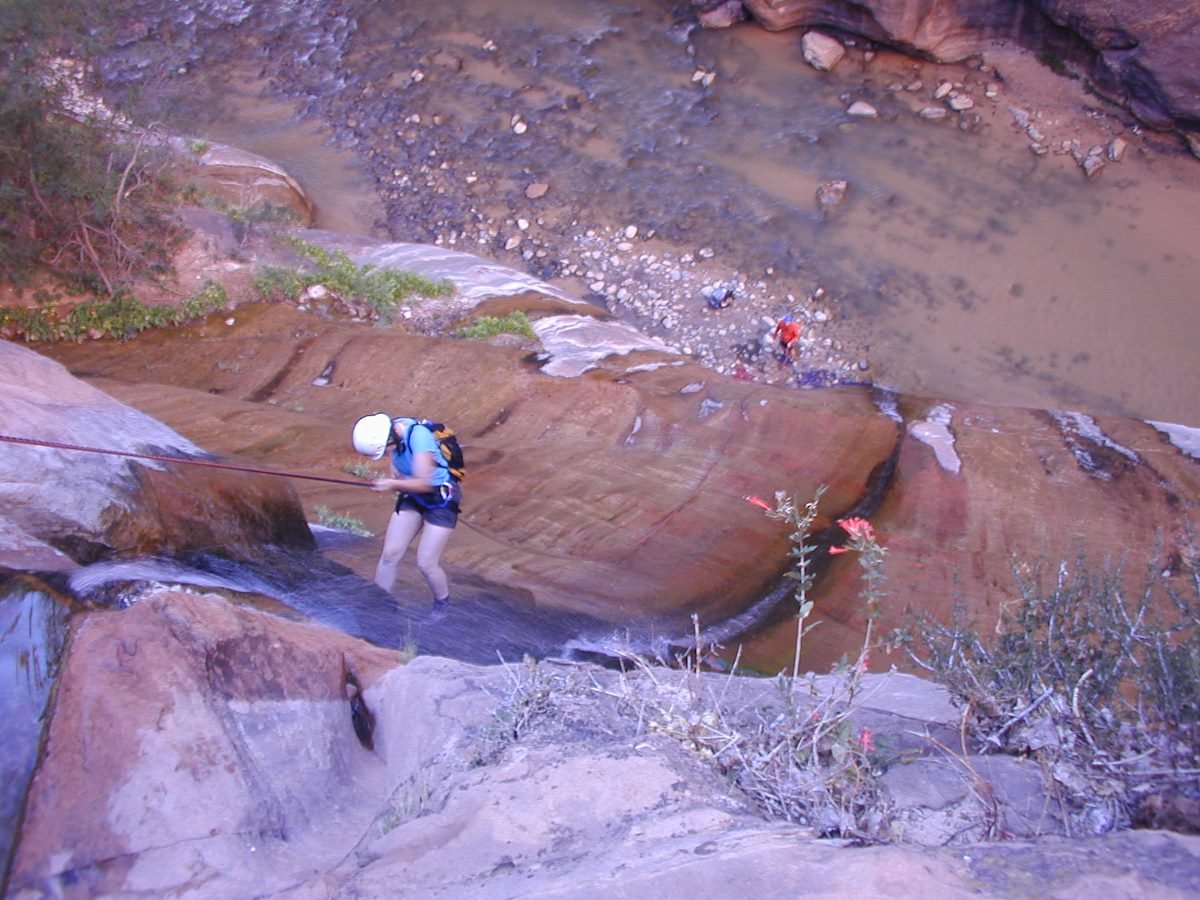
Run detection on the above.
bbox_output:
[35,303,897,636]
[1038,0,1200,131]
[8,590,404,897]
[9,590,1200,897]
[27,227,1200,674]
[746,397,1200,672]
[0,340,313,569]
[740,0,1200,136]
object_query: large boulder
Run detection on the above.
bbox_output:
[739,0,1200,136]
[0,340,313,571]
[172,139,317,227]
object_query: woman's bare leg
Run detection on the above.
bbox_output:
[415,523,453,601]
[374,508,423,592]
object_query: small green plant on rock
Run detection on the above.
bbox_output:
[456,311,536,341]
[343,460,379,480]
[469,654,559,767]
[706,492,891,836]
[1036,49,1080,80]
[378,773,434,836]
[0,282,228,342]
[254,237,454,316]
[312,506,372,537]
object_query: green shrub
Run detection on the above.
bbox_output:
[456,311,537,341]
[312,505,373,537]
[0,1,185,293]
[894,550,1200,833]
[254,237,454,313]
[343,460,379,480]
[0,281,227,342]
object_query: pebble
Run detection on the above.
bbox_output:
[847,101,878,118]
[525,182,549,199]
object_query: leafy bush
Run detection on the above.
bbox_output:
[0,2,184,293]
[254,237,454,314]
[893,550,1200,833]
[456,311,536,341]
[0,281,227,342]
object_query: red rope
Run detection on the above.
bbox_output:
[0,433,372,488]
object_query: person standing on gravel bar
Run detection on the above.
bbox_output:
[352,413,462,614]
[773,314,801,362]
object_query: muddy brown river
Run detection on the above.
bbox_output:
[105,0,1200,426]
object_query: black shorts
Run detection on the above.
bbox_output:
[394,484,461,528]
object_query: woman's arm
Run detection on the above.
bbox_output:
[372,451,435,494]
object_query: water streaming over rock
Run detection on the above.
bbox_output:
[0,577,72,876]
[65,536,630,667]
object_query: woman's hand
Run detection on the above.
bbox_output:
[371,453,436,493]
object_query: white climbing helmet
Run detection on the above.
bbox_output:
[352,413,393,459]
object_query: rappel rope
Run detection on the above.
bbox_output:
[0,433,374,488]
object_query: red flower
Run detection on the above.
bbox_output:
[859,727,875,753]
[838,517,874,541]
[828,545,849,555]
[745,495,773,511]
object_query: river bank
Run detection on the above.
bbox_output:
[96,0,1200,426]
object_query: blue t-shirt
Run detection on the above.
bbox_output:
[391,423,451,488]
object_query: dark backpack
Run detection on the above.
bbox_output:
[406,419,465,482]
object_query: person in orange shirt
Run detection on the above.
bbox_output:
[772,314,801,361]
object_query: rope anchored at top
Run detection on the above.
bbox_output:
[0,433,372,488]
